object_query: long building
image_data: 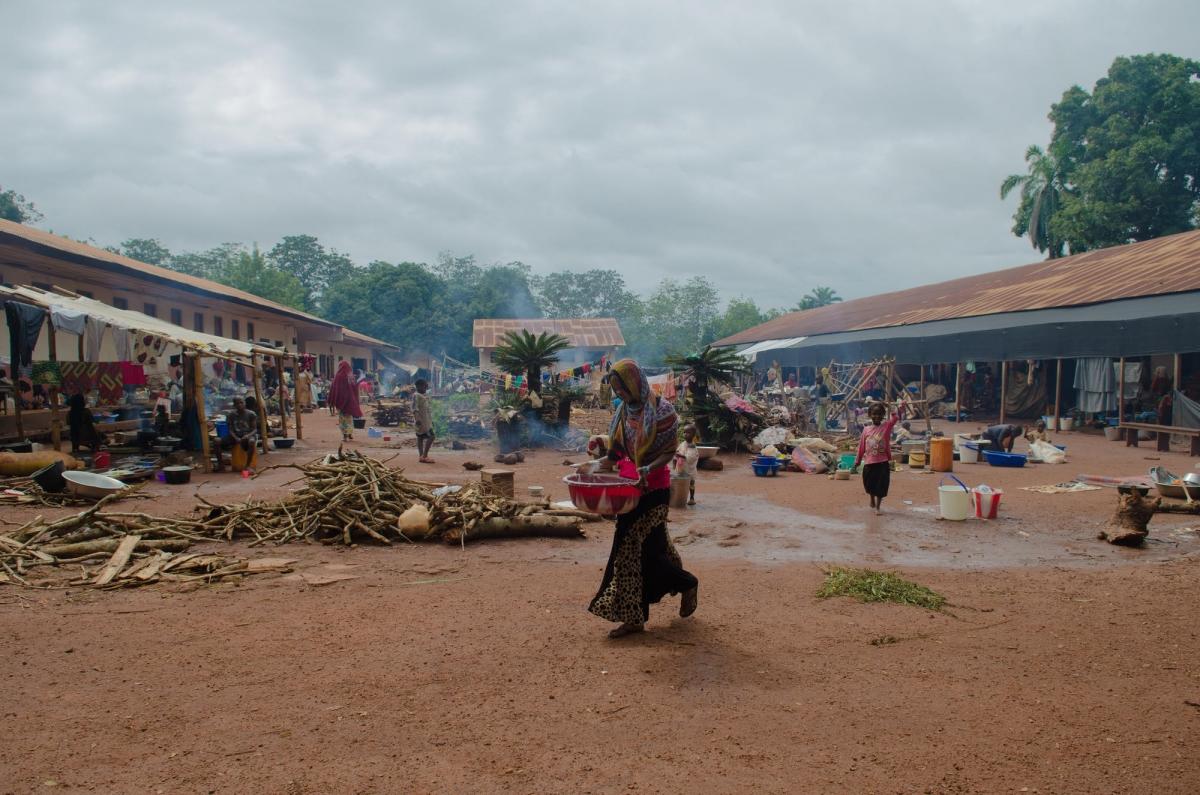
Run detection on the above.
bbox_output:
[0,219,400,374]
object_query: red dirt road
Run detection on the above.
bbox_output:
[2,412,1199,793]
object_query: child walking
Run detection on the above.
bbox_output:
[853,400,903,515]
[673,424,700,505]
[413,378,435,463]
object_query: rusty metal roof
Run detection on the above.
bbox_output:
[472,318,625,349]
[0,218,339,329]
[716,229,1200,346]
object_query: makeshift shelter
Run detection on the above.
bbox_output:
[1,284,309,470]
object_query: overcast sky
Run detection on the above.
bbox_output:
[3,1,1197,309]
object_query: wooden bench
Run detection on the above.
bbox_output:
[1120,422,1200,456]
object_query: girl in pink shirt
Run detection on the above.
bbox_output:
[853,401,902,515]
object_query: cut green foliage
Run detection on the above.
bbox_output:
[817,567,945,611]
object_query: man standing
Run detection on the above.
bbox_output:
[216,396,258,471]
[414,378,435,464]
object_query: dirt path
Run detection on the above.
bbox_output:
[2,412,1198,793]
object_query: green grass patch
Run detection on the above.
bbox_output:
[817,567,945,611]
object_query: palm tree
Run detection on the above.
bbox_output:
[666,345,751,440]
[794,286,842,311]
[1000,144,1068,258]
[491,330,571,393]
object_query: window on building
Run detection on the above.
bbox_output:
[247,322,255,341]
[231,319,240,340]
[213,316,224,337]
[113,297,128,310]
[170,308,182,326]
[194,312,204,333]
[143,303,157,318]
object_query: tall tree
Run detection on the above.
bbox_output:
[322,260,445,355]
[119,238,172,266]
[631,276,720,363]
[716,297,769,340]
[1004,53,1200,254]
[0,186,42,224]
[1000,145,1069,258]
[267,235,355,312]
[533,269,640,319]
[216,246,306,309]
[168,242,242,279]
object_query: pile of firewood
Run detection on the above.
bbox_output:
[372,399,414,427]
[448,411,489,439]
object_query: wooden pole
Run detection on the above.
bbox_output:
[47,317,62,450]
[275,354,289,438]
[1118,356,1126,426]
[292,355,303,440]
[999,361,1008,425]
[954,363,962,423]
[885,359,895,402]
[251,354,270,455]
[1053,358,1062,428]
[192,354,211,473]
[1173,353,1182,391]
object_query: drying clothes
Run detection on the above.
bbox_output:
[1114,361,1142,400]
[133,333,168,368]
[97,363,124,403]
[49,306,87,336]
[31,361,62,387]
[1172,390,1200,430]
[1073,357,1116,414]
[119,361,147,386]
[113,328,135,362]
[84,317,107,362]
[59,362,99,396]
[5,300,46,369]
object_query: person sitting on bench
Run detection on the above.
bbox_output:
[216,397,258,471]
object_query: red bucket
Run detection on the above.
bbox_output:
[972,485,1002,519]
[92,450,111,469]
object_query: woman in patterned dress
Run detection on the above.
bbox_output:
[328,361,363,441]
[589,359,698,638]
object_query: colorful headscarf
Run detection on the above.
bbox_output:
[608,359,677,466]
[328,361,363,418]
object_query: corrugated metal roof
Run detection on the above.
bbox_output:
[342,328,401,351]
[473,318,625,349]
[0,218,339,329]
[715,229,1200,346]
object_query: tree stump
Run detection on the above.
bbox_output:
[1098,491,1161,546]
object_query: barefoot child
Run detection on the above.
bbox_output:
[413,378,435,463]
[673,424,700,505]
[853,400,902,515]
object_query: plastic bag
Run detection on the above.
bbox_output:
[397,504,431,534]
[753,426,789,448]
[1030,440,1066,464]
[791,436,836,452]
[791,446,828,474]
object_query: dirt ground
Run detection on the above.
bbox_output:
[2,410,1199,793]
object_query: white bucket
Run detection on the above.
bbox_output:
[1058,417,1074,431]
[1103,426,1121,441]
[1042,415,1056,430]
[938,475,971,521]
[959,443,980,464]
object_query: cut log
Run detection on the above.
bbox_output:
[443,515,584,544]
[41,537,190,559]
[1098,492,1160,546]
[1153,501,1200,515]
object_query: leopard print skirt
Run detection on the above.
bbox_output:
[588,489,698,625]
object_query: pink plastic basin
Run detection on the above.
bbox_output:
[562,472,642,515]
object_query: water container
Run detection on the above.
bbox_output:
[938,475,971,521]
[214,420,229,438]
[972,484,1003,519]
[838,453,856,470]
[930,438,953,472]
[959,442,980,464]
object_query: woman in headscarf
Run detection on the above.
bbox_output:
[589,359,698,638]
[66,393,105,453]
[328,361,363,441]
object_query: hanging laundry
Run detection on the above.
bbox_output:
[49,306,86,336]
[119,361,147,386]
[5,300,46,369]
[113,328,135,362]
[96,363,124,403]
[134,333,168,368]
[582,363,591,374]
[84,317,107,362]
[31,361,62,386]
[59,362,99,397]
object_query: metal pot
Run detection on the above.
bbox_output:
[162,465,193,485]
[32,460,67,493]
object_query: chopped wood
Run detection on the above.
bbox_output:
[93,535,142,585]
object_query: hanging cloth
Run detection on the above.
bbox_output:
[119,361,147,386]
[134,332,167,368]
[84,317,107,362]
[96,363,125,403]
[1073,357,1117,414]
[49,306,87,336]
[113,328,135,362]
[32,361,63,386]
[5,300,46,369]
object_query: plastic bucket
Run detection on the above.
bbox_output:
[959,442,980,464]
[972,485,1003,519]
[1103,426,1121,441]
[1042,415,1056,430]
[1058,417,1073,431]
[908,451,926,468]
[938,475,971,521]
[214,420,229,438]
[839,453,856,470]
[930,438,953,472]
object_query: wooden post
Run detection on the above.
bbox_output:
[1118,356,1125,425]
[999,361,1008,424]
[47,317,62,450]
[1053,358,1062,429]
[275,354,289,438]
[251,354,270,455]
[292,355,303,440]
[1174,353,1182,391]
[885,359,894,402]
[954,363,962,423]
[193,354,211,473]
